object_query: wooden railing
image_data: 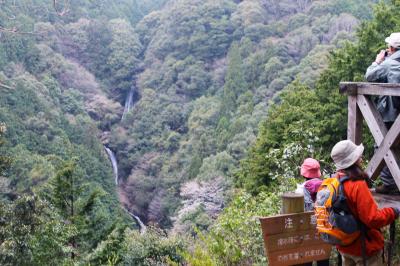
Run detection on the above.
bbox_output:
[340,82,400,190]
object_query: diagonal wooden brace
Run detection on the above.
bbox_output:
[357,95,400,188]
[356,95,386,179]
[356,95,387,144]
[367,118,400,187]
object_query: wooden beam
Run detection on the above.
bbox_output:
[347,96,362,144]
[376,114,400,189]
[340,82,400,96]
[356,95,386,144]
[341,82,400,190]
[366,116,400,183]
[357,95,400,186]
[365,156,385,180]
[384,151,400,190]
[373,193,400,209]
[356,95,386,179]
[340,82,358,95]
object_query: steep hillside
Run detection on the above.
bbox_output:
[0,0,168,254]
[107,0,376,230]
[0,0,376,232]
[3,0,395,264]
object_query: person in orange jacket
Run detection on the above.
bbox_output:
[330,140,399,265]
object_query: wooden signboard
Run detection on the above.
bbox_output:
[260,211,332,266]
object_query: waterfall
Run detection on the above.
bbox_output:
[121,87,135,120]
[104,146,118,185]
[105,81,146,233]
[104,146,146,233]
[124,207,147,234]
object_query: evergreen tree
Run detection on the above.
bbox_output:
[0,123,11,177]
[0,195,73,266]
[42,160,109,259]
[222,42,247,116]
[216,116,231,151]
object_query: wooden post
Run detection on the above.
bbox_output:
[341,82,400,189]
[281,192,304,214]
[282,192,306,266]
[348,95,363,145]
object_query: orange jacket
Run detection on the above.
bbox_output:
[336,172,396,257]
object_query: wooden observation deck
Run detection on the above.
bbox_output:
[340,82,400,208]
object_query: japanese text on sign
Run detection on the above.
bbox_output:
[277,248,326,263]
[276,232,319,247]
[259,211,332,266]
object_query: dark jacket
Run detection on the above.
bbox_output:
[365,50,400,122]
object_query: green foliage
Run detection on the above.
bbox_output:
[238,83,330,193]
[197,151,236,181]
[84,226,126,265]
[40,161,121,257]
[0,195,75,266]
[222,42,247,116]
[0,0,385,264]
[0,124,11,177]
[237,0,400,194]
[181,245,215,266]
[107,18,142,95]
[121,227,184,265]
[145,0,237,61]
[109,0,377,228]
[186,191,280,265]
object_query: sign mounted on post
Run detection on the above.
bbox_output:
[260,211,331,266]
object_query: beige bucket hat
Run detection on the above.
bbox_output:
[385,32,400,49]
[331,140,364,170]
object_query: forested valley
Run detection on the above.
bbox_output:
[1,0,400,265]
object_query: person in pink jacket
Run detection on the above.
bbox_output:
[300,158,329,266]
[301,158,323,211]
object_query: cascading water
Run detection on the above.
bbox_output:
[104,146,147,233]
[104,146,119,185]
[124,207,147,234]
[104,80,146,232]
[121,86,135,120]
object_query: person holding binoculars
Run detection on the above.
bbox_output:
[365,32,400,195]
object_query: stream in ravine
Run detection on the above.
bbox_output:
[104,84,146,233]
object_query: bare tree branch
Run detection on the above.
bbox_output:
[0,82,13,90]
[0,26,37,35]
[53,0,70,16]
[0,26,18,33]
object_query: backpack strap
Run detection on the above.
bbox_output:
[337,175,368,266]
[335,175,352,213]
[338,175,350,183]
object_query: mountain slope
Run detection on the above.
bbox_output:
[107,0,377,229]
[0,0,377,231]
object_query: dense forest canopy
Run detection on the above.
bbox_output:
[4,0,400,265]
